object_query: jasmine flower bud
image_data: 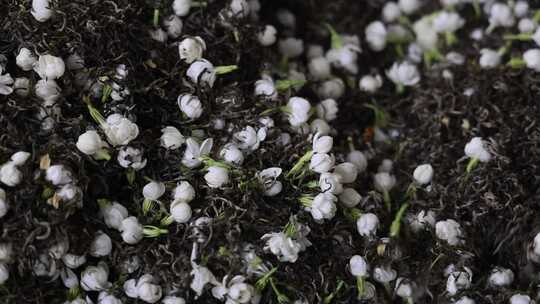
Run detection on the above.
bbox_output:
[97,291,122,304]
[347,150,368,173]
[104,114,139,146]
[317,77,345,99]
[0,263,8,284]
[34,54,65,80]
[234,126,260,151]
[204,166,229,188]
[413,17,438,51]
[408,210,436,232]
[81,263,111,291]
[313,133,333,154]
[173,0,191,16]
[349,255,368,277]
[319,173,343,195]
[413,164,434,185]
[261,232,302,263]
[0,163,22,187]
[316,98,338,121]
[186,59,216,87]
[117,147,147,170]
[455,296,476,304]
[173,181,195,204]
[160,126,185,150]
[258,25,277,46]
[308,57,331,80]
[137,275,163,303]
[334,162,358,184]
[16,48,37,71]
[519,19,537,34]
[170,201,192,223]
[182,138,213,168]
[162,296,186,304]
[359,74,383,93]
[365,21,387,51]
[523,49,540,71]
[278,38,304,58]
[76,130,109,157]
[489,3,515,31]
[435,219,463,246]
[326,43,360,75]
[100,201,129,230]
[227,0,250,19]
[254,77,277,100]
[120,216,144,244]
[311,119,331,135]
[62,253,87,269]
[46,165,72,186]
[178,37,206,64]
[61,268,79,289]
[433,11,465,33]
[382,2,401,23]
[149,28,168,43]
[143,181,166,201]
[446,266,472,295]
[514,1,529,18]
[386,61,420,89]
[35,79,61,103]
[373,172,396,193]
[357,213,379,237]
[163,15,183,38]
[464,137,491,162]
[286,97,311,127]
[479,49,501,69]
[0,188,7,217]
[509,294,534,304]
[488,267,514,287]
[339,188,361,208]
[398,0,420,15]
[309,153,335,173]
[373,265,396,283]
[13,77,30,97]
[256,167,283,197]
[32,0,54,22]
[90,231,112,257]
[220,143,244,165]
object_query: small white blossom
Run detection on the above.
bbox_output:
[373,172,396,193]
[519,19,537,34]
[349,255,368,277]
[365,21,387,51]
[312,133,333,154]
[13,77,30,97]
[254,77,277,100]
[81,263,111,291]
[62,254,87,269]
[117,147,147,170]
[103,114,139,146]
[357,213,379,237]
[186,59,216,88]
[234,126,260,151]
[90,231,112,257]
[0,263,8,285]
[278,38,304,58]
[149,28,168,43]
[308,56,331,80]
[433,11,465,33]
[386,61,420,87]
[398,0,421,15]
[413,164,434,185]
[395,277,414,301]
[0,163,22,187]
[334,162,358,184]
[319,173,343,195]
[182,138,213,168]
[220,143,244,166]
[32,0,54,22]
[464,137,491,162]
[226,0,250,19]
[524,49,540,71]
[34,54,65,80]
[317,77,345,99]
[46,165,72,186]
[160,126,185,150]
[258,25,277,46]
[35,79,61,104]
[163,15,183,38]
[286,97,311,127]
[435,219,463,246]
[479,49,501,69]
[100,201,128,230]
[373,265,397,283]
[143,181,166,201]
[514,1,529,18]
[413,17,438,51]
[178,37,206,63]
[347,150,368,173]
[326,43,360,74]
[171,201,192,223]
[262,232,302,263]
[309,153,335,174]
[488,267,514,287]
[339,188,361,208]
[489,3,515,30]
[137,274,163,303]
[446,266,472,296]
[454,296,476,304]
[204,166,229,188]
[173,0,191,16]
[0,189,7,218]
[310,119,331,136]
[409,210,436,232]
[256,167,283,197]
[173,181,196,204]
[382,2,401,23]
[120,216,144,244]
[359,74,383,93]
[76,130,108,156]
[509,294,534,304]
[191,263,217,296]
[16,48,37,71]
[316,98,338,122]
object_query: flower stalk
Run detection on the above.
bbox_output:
[143,225,168,238]
[390,203,409,238]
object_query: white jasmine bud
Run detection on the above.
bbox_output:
[13,77,30,97]
[479,49,501,69]
[97,291,122,304]
[162,296,186,304]
[204,166,229,188]
[81,263,111,291]
[357,213,379,237]
[413,164,433,185]
[220,143,244,165]
[227,0,250,19]
[10,151,30,166]
[435,219,463,246]
[373,172,396,193]
[0,72,13,96]
[254,77,277,100]
[178,93,203,120]
[104,114,139,146]
[373,265,397,283]
[312,133,333,154]
[100,201,128,230]
[31,0,54,22]
[173,181,196,204]
[334,162,358,184]
[163,15,183,38]
[56,183,80,202]
[34,54,65,80]
[509,294,533,304]
[433,11,465,33]
[446,52,465,65]
[160,126,185,150]
[278,38,304,58]
[61,268,79,289]
[464,137,491,162]
[117,147,147,170]
[0,189,7,218]
[488,267,514,287]
[398,0,421,15]
[90,231,112,257]
[16,48,37,71]
[276,9,295,28]
[258,25,277,46]
[262,232,302,263]
[395,277,414,301]
[186,59,216,87]
[524,49,540,71]
[307,193,337,220]
[316,98,338,121]
[120,216,144,244]
[0,263,9,285]
[455,296,476,304]
[182,138,213,168]
[349,255,368,277]
[170,201,192,223]
[413,17,438,51]
[382,2,401,23]
[347,150,368,173]
[234,126,260,151]
[286,97,311,127]
[365,21,387,51]
[46,165,72,186]
[256,167,283,197]
[489,3,515,30]
[310,119,331,136]
[446,266,472,295]
[409,210,436,232]
[339,188,361,208]
[309,153,335,174]
[76,130,108,156]
[178,37,206,64]
[35,79,61,104]
[378,159,393,172]
[62,254,86,269]
[326,44,360,74]
[143,181,166,201]
[137,274,163,303]
[514,1,529,18]
[308,57,331,81]
[319,173,343,195]
[359,74,383,93]
[173,0,191,16]
[519,19,537,34]
[386,61,420,88]
[317,77,345,99]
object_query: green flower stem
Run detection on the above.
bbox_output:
[325,23,343,49]
[160,214,174,226]
[286,150,314,179]
[404,183,416,199]
[276,79,306,92]
[343,208,362,222]
[191,1,208,7]
[142,198,156,215]
[270,278,290,304]
[445,32,457,46]
[143,225,168,237]
[503,33,532,41]
[93,149,111,161]
[383,190,391,212]
[215,65,238,75]
[508,57,526,69]
[153,9,160,28]
[323,279,345,304]
[97,198,110,209]
[356,276,365,297]
[390,203,409,238]
[199,156,232,170]
[87,104,106,127]
[101,84,113,103]
[255,267,278,291]
[298,195,313,207]
[465,157,479,174]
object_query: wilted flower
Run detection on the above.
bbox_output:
[179,36,206,64]
[182,138,213,168]
[117,147,147,170]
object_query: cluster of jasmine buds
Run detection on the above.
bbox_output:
[124,273,163,303]
[0,151,30,187]
[211,275,259,304]
[98,199,144,244]
[44,163,83,209]
[170,181,196,223]
[261,216,311,263]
